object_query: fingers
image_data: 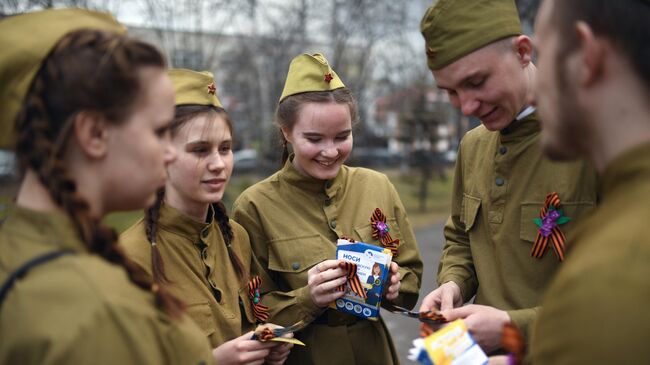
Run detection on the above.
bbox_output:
[419,290,440,312]
[309,259,342,276]
[307,266,347,287]
[439,282,461,311]
[390,262,400,273]
[441,304,476,321]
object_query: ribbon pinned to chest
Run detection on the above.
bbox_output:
[248,276,270,323]
[370,208,400,256]
[531,192,571,261]
[336,261,367,299]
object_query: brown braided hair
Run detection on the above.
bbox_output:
[276,88,359,165]
[14,29,184,318]
[145,104,248,287]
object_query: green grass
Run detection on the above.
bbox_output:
[1,168,453,233]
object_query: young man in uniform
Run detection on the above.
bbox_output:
[529,0,650,363]
[418,0,599,353]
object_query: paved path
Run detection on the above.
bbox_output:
[382,220,446,364]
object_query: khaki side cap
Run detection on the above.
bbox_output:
[168,68,224,108]
[0,8,125,149]
[279,53,345,103]
[420,0,522,70]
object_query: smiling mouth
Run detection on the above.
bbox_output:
[315,158,338,167]
[482,106,498,118]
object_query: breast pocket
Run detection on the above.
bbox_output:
[354,217,403,245]
[267,234,333,273]
[520,201,596,243]
[460,194,482,232]
[185,302,216,337]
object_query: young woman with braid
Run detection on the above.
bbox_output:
[120,69,292,365]
[232,53,423,365]
[0,9,216,364]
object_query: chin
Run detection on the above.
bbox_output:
[308,164,342,181]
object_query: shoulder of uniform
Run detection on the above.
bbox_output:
[2,255,159,351]
[460,124,490,145]
[344,165,390,183]
[229,219,250,240]
[233,171,281,208]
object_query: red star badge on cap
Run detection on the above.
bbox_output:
[207,83,216,95]
[324,73,333,83]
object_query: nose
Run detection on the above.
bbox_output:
[163,141,177,165]
[321,144,339,158]
[459,92,480,116]
[207,152,226,171]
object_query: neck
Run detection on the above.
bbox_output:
[15,169,60,212]
[583,71,650,173]
[164,188,210,223]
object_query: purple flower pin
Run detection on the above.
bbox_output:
[534,207,571,237]
[374,221,390,237]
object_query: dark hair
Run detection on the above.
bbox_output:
[144,104,248,287]
[275,88,358,164]
[14,29,184,318]
[550,0,650,89]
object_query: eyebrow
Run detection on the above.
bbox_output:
[302,129,352,137]
[185,138,232,146]
[437,71,484,90]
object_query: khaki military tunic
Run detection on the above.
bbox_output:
[0,206,214,365]
[232,159,423,365]
[440,113,598,339]
[531,143,650,364]
[120,203,257,348]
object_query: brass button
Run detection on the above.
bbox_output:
[495,177,505,186]
[291,262,300,270]
[329,220,337,229]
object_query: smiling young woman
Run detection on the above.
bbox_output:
[232,53,423,365]
[120,69,292,365]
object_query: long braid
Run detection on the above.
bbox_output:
[14,30,184,319]
[144,188,172,284]
[212,201,248,286]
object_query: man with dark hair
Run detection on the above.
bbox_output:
[418,0,599,354]
[530,0,650,363]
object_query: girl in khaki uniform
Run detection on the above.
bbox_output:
[0,9,215,365]
[120,69,291,365]
[232,53,424,365]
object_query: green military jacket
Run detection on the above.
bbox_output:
[531,142,650,364]
[0,205,214,365]
[232,159,423,365]
[440,113,598,339]
[120,203,257,348]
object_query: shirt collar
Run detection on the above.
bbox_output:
[157,202,214,244]
[279,154,346,196]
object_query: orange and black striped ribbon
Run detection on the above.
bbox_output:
[501,323,525,365]
[248,276,270,323]
[531,192,566,261]
[336,262,367,299]
[370,208,400,256]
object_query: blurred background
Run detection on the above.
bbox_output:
[0,1,540,361]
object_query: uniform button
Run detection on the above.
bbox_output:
[495,177,505,186]
[291,262,300,270]
[499,146,508,155]
[324,197,332,206]
[201,229,209,238]
[329,220,337,229]
[213,288,222,302]
[201,248,208,260]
